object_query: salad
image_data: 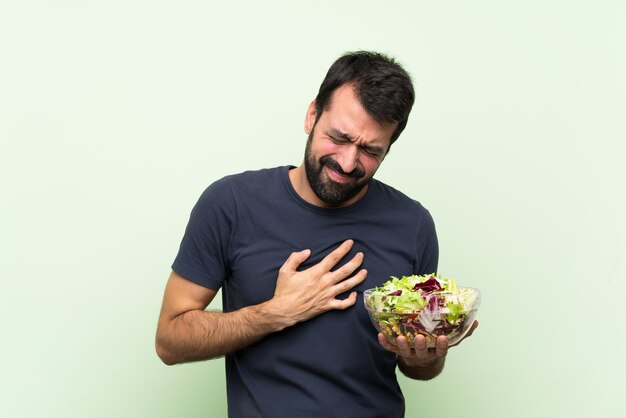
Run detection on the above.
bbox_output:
[364,274,480,347]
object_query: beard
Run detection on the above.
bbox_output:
[303,130,370,206]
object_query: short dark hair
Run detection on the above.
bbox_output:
[314,51,415,148]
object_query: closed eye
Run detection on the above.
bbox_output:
[361,147,380,157]
[361,144,385,158]
[328,135,345,144]
[326,128,385,158]
[327,129,352,144]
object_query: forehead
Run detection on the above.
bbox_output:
[320,85,396,147]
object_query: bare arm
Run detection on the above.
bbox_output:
[155,271,289,365]
[155,240,367,365]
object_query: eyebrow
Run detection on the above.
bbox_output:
[327,128,353,141]
[326,128,386,155]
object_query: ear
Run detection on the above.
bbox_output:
[304,100,317,134]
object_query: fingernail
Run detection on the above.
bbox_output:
[301,249,311,255]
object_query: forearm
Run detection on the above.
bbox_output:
[156,299,294,365]
[397,356,445,380]
[156,242,365,365]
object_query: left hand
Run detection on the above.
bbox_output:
[378,320,479,367]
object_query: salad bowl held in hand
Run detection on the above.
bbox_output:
[363,274,480,348]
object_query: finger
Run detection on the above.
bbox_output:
[466,320,479,337]
[435,335,448,357]
[331,269,368,294]
[450,320,479,347]
[328,291,358,310]
[377,333,400,354]
[278,249,311,275]
[395,336,413,358]
[412,334,429,360]
[462,320,478,339]
[329,252,364,282]
[318,239,354,271]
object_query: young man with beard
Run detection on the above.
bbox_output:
[156,51,477,418]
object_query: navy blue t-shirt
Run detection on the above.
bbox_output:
[172,166,438,418]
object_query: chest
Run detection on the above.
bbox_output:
[222,204,418,310]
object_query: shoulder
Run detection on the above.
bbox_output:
[369,179,432,218]
[200,166,286,199]
[212,166,285,190]
[368,179,437,240]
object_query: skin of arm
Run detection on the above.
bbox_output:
[155,240,367,365]
[155,272,287,365]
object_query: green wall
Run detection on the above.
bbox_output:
[2,1,625,417]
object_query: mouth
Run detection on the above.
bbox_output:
[320,156,364,184]
[325,165,354,184]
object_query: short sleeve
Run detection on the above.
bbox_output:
[171,178,235,289]
[415,208,439,275]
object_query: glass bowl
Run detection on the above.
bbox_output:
[363,286,480,348]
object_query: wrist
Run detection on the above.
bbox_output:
[399,354,444,369]
[397,355,445,380]
[257,297,297,331]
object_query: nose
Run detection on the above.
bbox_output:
[336,144,359,174]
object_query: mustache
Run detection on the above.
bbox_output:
[320,156,365,179]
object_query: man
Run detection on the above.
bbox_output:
[156,51,477,417]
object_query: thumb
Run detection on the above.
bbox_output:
[280,249,311,274]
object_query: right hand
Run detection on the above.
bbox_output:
[270,239,367,325]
